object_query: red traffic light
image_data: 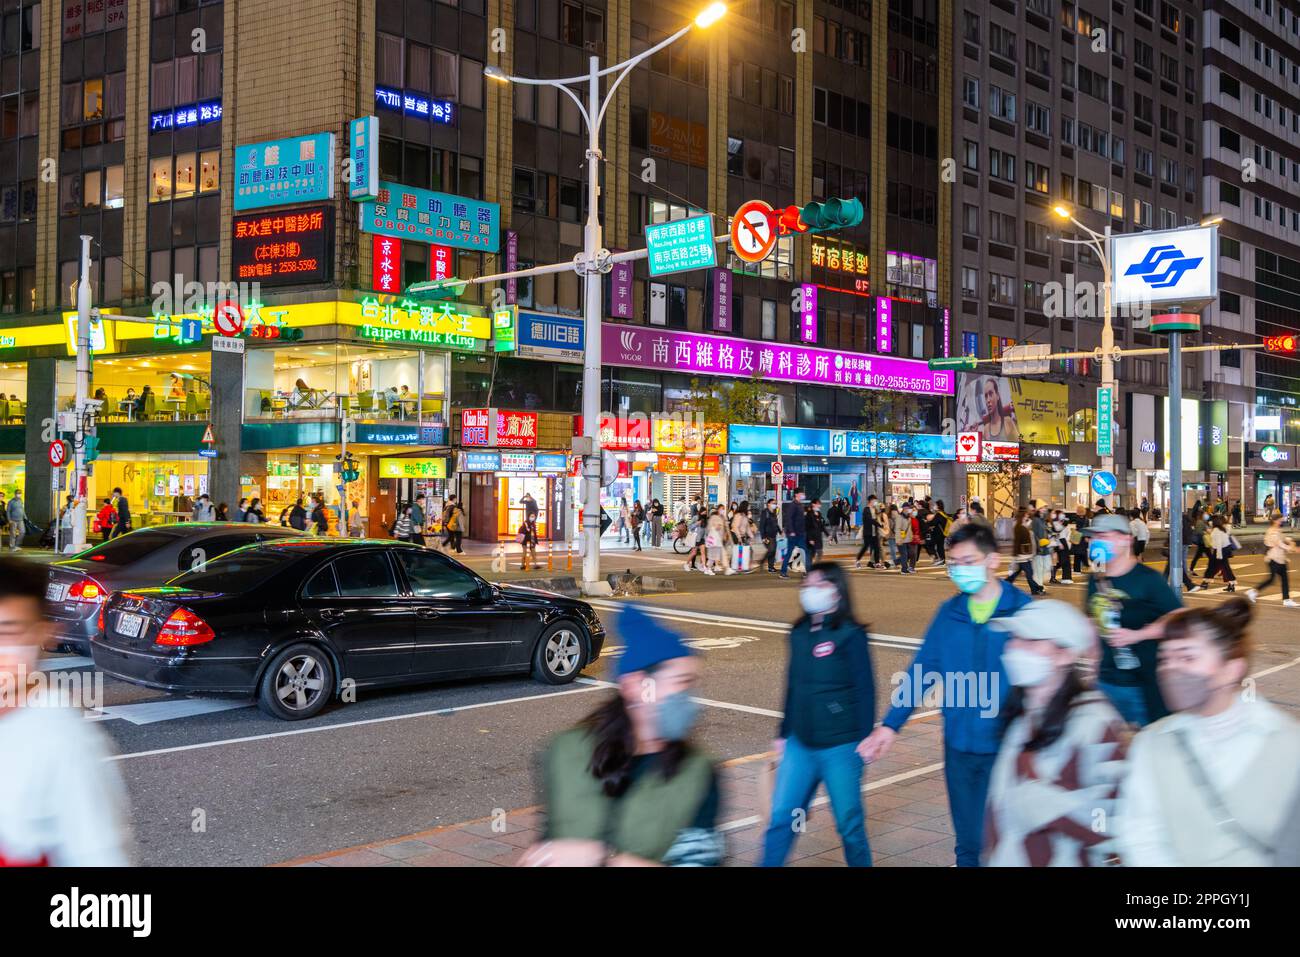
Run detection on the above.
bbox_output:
[1264,334,1297,353]
[777,205,809,234]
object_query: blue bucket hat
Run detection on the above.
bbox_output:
[615,604,694,677]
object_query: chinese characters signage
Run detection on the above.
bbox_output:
[609,260,634,318]
[374,86,455,125]
[430,244,453,281]
[373,235,401,293]
[604,324,953,397]
[799,284,818,343]
[231,207,333,286]
[875,296,893,353]
[357,297,489,351]
[150,100,221,132]
[378,458,447,479]
[348,116,379,202]
[811,237,869,296]
[713,269,733,332]
[461,409,538,448]
[645,214,716,277]
[234,133,336,211]
[360,182,500,253]
[517,312,584,363]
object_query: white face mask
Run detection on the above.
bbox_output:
[799,585,838,616]
[1002,647,1057,688]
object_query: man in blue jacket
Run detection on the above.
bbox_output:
[859,522,1031,866]
[779,489,808,579]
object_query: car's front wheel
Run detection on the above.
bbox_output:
[532,622,588,685]
[257,643,335,720]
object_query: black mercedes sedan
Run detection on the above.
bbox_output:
[90,539,606,720]
[46,523,307,654]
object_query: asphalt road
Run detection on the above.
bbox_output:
[33,540,1300,866]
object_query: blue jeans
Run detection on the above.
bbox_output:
[897,540,912,572]
[761,737,871,867]
[943,744,997,867]
[780,535,807,575]
[1098,679,1149,727]
[886,537,898,565]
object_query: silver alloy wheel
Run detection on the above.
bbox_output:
[276,654,326,711]
[545,629,582,677]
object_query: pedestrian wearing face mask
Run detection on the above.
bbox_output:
[759,498,781,573]
[762,562,876,867]
[1050,510,1074,585]
[521,605,722,867]
[779,490,809,579]
[860,523,1032,866]
[983,601,1128,866]
[1119,599,1300,866]
[1083,513,1182,728]
[805,498,826,565]
[893,504,915,574]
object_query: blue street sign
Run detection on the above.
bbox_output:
[198,448,218,459]
[1090,470,1117,497]
[180,318,202,343]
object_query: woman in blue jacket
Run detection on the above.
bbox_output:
[761,562,876,866]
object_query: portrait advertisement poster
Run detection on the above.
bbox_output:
[955,373,1069,445]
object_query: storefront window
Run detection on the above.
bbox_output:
[246,343,448,424]
[261,454,365,530]
[1069,407,1096,443]
[0,458,26,500]
[90,455,209,526]
[0,364,27,412]
[92,352,212,421]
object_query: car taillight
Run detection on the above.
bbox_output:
[97,606,105,632]
[154,608,216,647]
[68,578,109,603]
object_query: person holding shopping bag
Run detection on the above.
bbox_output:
[761,563,876,867]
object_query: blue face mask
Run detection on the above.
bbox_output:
[1090,538,1116,564]
[657,690,701,741]
[948,563,988,594]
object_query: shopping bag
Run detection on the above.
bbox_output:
[737,544,752,571]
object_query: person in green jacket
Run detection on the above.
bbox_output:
[521,605,721,867]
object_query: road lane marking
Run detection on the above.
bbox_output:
[90,697,253,726]
[587,599,923,648]
[37,655,94,670]
[109,684,609,762]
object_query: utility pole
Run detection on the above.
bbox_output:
[70,234,93,552]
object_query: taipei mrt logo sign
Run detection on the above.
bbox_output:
[1110,226,1217,308]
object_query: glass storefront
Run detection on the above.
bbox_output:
[0,458,25,500]
[245,342,448,424]
[262,453,366,530]
[89,454,209,525]
[91,351,212,420]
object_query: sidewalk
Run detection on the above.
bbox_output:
[276,717,953,868]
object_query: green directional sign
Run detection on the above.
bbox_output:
[1096,386,1114,457]
[646,214,716,277]
[406,278,467,301]
[493,305,517,353]
[928,356,978,371]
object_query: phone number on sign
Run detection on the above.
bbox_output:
[867,375,939,392]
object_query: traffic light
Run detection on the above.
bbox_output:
[928,356,979,371]
[83,435,100,462]
[798,197,865,234]
[247,325,303,341]
[1264,334,1297,353]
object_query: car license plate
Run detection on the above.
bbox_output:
[116,613,144,639]
[46,582,69,602]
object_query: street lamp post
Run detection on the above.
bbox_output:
[486,4,726,590]
[1053,207,1116,480]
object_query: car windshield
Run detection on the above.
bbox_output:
[167,547,302,594]
[70,530,179,566]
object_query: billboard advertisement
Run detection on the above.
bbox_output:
[955,374,1069,444]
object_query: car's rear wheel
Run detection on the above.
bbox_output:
[532,622,587,685]
[257,643,334,720]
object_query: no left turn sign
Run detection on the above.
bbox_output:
[212,300,245,337]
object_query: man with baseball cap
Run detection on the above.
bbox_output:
[982,601,1128,866]
[1083,512,1182,727]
